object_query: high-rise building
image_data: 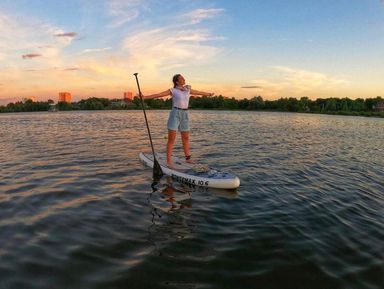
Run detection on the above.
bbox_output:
[123,92,133,101]
[58,92,72,103]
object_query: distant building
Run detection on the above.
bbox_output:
[58,92,72,103]
[123,91,133,102]
[22,96,36,103]
[111,100,127,108]
[375,101,384,112]
[48,103,57,112]
[111,99,136,109]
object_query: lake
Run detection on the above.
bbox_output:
[0,110,383,289]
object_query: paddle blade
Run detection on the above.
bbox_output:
[153,158,163,181]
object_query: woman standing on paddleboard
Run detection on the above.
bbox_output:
[142,74,214,167]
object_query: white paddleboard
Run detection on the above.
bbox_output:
[139,152,240,189]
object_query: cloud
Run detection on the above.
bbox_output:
[241,86,262,89]
[123,28,223,73]
[107,0,144,27]
[63,67,79,71]
[24,67,79,72]
[182,8,225,24]
[107,2,225,28]
[1,2,226,100]
[0,12,75,62]
[272,66,349,88]
[0,10,81,100]
[22,53,42,59]
[249,66,349,98]
[53,32,77,37]
[82,47,112,53]
[70,3,227,90]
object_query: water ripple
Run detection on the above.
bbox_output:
[0,111,383,289]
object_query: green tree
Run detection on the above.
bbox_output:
[57,101,72,110]
[238,98,249,109]
[325,98,337,111]
[298,97,310,112]
[249,96,265,110]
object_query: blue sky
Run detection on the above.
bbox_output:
[0,0,383,103]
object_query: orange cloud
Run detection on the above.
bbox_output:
[63,67,79,71]
[241,86,262,89]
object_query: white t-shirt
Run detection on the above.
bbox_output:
[170,85,191,109]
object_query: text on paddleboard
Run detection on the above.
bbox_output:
[171,174,209,186]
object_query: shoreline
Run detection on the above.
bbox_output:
[1,108,383,118]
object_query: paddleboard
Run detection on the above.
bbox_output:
[139,152,240,189]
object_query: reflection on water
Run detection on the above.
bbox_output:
[147,178,193,256]
[0,111,383,289]
[147,177,237,259]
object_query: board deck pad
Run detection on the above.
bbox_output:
[139,152,240,189]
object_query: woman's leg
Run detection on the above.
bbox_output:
[181,131,191,160]
[167,129,177,166]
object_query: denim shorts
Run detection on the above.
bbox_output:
[167,107,189,131]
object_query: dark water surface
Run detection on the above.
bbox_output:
[1,111,383,289]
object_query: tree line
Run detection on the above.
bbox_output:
[1,96,383,117]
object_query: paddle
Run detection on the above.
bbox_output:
[133,73,163,181]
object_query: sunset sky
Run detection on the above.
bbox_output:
[1,0,384,104]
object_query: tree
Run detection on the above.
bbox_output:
[249,96,265,110]
[298,97,310,112]
[238,98,249,109]
[57,101,72,110]
[325,98,337,111]
[365,96,383,111]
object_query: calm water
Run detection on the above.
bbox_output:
[0,110,383,289]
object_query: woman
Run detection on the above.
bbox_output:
[142,74,214,168]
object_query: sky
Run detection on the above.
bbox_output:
[0,0,384,104]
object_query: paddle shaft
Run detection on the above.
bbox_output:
[134,73,164,180]
[134,73,157,156]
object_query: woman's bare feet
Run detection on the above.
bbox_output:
[185,155,195,164]
[167,161,174,169]
[185,157,195,164]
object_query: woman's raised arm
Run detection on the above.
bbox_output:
[142,89,171,99]
[190,89,214,97]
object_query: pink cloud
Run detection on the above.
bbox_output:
[22,53,42,59]
[54,32,77,37]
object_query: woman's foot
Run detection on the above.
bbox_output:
[185,155,195,164]
[167,161,174,169]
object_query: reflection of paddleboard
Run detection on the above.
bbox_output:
[139,152,240,189]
